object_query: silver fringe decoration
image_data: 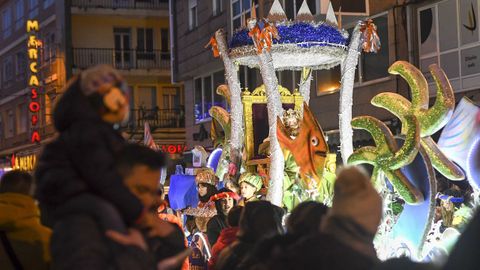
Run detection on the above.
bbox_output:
[258,51,285,206]
[339,22,362,164]
[215,29,244,155]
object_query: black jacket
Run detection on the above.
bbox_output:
[51,213,155,270]
[34,76,143,226]
[207,215,228,247]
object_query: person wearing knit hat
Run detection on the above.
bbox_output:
[238,172,263,206]
[320,166,382,260]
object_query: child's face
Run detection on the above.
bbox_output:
[220,197,234,214]
[240,182,256,200]
[198,184,208,197]
[100,87,130,124]
[124,165,161,210]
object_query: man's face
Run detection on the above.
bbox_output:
[198,184,208,197]
[220,197,234,214]
[240,182,256,200]
[124,165,160,210]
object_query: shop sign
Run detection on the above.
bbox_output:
[27,20,41,144]
[11,154,37,171]
[160,144,187,154]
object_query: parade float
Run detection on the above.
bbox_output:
[169,0,480,263]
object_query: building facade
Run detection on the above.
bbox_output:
[0,0,65,171]
[171,0,480,157]
[0,0,185,172]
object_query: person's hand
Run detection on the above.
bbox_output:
[157,248,192,270]
[106,228,148,251]
[140,213,176,238]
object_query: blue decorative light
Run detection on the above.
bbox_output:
[229,22,347,48]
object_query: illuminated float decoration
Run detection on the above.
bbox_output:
[168,0,480,263]
[205,0,378,205]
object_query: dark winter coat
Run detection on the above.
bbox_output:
[206,214,228,247]
[259,233,376,270]
[443,209,480,270]
[215,239,255,270]
[50,213,155,270]
[34,76,143,227]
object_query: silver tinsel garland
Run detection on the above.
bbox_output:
[258,51,285,206]
[230,43,346,71]
[215,30,244,154]
[339,22,363,164]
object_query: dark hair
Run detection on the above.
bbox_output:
[227,206,243,227]
[287,201,328,236]
[213,188,238,220]
[116,144,166,177]
[0,170,33,195]
[238,201,284,244]
[198,183,217,203]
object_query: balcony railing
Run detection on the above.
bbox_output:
[123,108,185,130]
[73,48,171,70]
[71,0,169,9]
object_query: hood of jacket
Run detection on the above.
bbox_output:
[53,76,103,132]
[217,226,239,246]
[0,193,42,231]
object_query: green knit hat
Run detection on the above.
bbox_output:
[238,172,263,191]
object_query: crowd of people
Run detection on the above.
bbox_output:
[0,65,479,270]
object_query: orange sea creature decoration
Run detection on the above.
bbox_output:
[205,36,220,58]
[277,103,329,189]
[249,21,280,53]
[360,19,381,53]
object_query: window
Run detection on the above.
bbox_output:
[16,104,28,134]
[45,92,53,125]
[29,0,39,18]
[114,28,132,69]
[15,52,26,77]
[160,28,170,60]
[15,1,24,30]
[417,0,480,92]
[231,0,258,32]
[43,0,54,9]
[5,110,14,138]
[343,13,389,86]
[194,70,228,123]
[137,28,154,60]
[315,66,341,95]
[360,14,389,81]
[2,7,12,39]
[3,56,14,84]
[238,66,260,92]
[42,32,56,62]
[136,86,157,109]
[189,0,198,30]
[213,0,222,16]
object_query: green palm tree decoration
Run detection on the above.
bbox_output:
[348,114,424,204]
[371,61,464,180]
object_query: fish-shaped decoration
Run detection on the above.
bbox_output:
[276,103,328,189]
